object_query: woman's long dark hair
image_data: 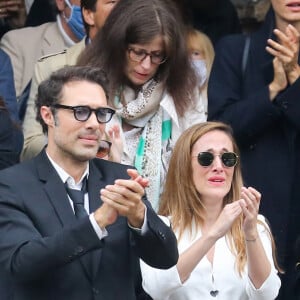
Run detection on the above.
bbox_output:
[77,0,198,116]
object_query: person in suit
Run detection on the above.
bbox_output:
[207,3,300,299]
[0,48,18,121]
[0,0,84,100]
[22,0,120,160]
[0,65,178,300]
[0,96,23,170]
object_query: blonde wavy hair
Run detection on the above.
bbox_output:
[159,122,281,275]
[186,27,215,88]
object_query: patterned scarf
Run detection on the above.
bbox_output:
[115,79,172,211]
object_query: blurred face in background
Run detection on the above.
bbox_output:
[271,0,300,29]
[83,0,120,39]
[91,0,119,30]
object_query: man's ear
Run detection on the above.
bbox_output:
[82,7,95,27]
[40,106,55,128]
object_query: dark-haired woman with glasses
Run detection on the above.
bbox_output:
[77,0,206,211]
[141,122,281,299]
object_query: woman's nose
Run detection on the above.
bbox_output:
[212,155,224,170]
[140,55,152,69]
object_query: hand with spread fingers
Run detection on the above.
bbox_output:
[0,0,23,13]
[0,6,9,18]
[0,0,26,27]
[107,124,123,163]
[266,24,300,84]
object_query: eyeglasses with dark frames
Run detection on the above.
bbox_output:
[52,104,115,124]
[127,47,167,65]
[96,140,112,158]
[194,152,238,168]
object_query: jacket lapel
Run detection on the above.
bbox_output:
[66,39,86,65]
[87,161,106,279]
[36,150,76,227]
[87,162,104,214]
[41,23,66,57]
[251,9,275,85]
[36,150,94,280]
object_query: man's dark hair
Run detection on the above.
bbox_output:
[35,65,108,133]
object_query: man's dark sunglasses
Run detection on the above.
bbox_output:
[52,104,115,124]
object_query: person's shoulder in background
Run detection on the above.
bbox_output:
[0,97,23,170]
[0,48,19,121]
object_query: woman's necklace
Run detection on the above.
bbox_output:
[206,247,218,297]
[210,272,219,297]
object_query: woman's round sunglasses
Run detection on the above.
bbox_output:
[196,152,238,168]
[96,140,112,158]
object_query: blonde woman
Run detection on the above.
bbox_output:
[141,122,281,299]
[186,28,214,116]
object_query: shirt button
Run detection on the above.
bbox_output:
[92,287,99,294]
